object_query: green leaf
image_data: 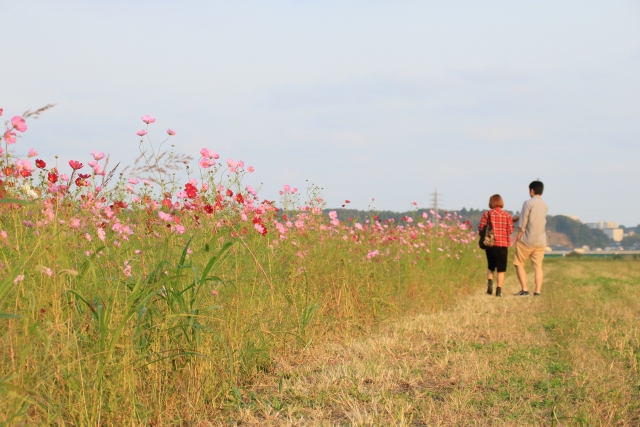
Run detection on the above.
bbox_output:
[200,242,232,285]
[0,198,36,206]
[0,312,23,319]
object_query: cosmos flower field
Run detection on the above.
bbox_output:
[1,109,482,424]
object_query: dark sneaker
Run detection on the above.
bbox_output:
[515,290,530,297]
[495,287,502,297]
[487,283,493,295]
[533,292,541,296]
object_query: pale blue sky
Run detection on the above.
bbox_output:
[4,1,640,225]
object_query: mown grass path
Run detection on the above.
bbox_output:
[222,260,640,426]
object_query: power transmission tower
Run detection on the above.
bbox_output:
[430,189,443,226]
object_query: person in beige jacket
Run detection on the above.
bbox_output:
[513,181,548,296]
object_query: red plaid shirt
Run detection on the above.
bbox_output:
[478,208,515,247]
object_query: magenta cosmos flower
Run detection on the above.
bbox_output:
[141,115,156,124]
[69,160,83,170]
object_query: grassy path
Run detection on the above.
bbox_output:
[222,260,640,426]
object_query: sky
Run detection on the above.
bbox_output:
[3,0,640,225]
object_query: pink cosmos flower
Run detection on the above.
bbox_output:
[199,157,215,168]
[15,159,34,172]
[141,115,156,124]
[0,147,3,156]
[128,178,139,185]
[158,211,173,222]
[61,174,69,181]
[0,108,3,116]
[28,148,38,158]
[227,158,236,168]
[174,224,186,234]
[91,151,105,160]
[246,185,256,196]
[97,228,106,242]
[69,160,83,170]
[11,116,27,132]
[70,218,81,228]
[283,184,290,192]
[123,261,132,278]
[4,130,16,144]
[254,223,266,235]
[247,166,254,173]
[88,161,97,168]
[167,129,176,136]
[136,130,147,137]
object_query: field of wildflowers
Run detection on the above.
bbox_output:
[1,108,482,424]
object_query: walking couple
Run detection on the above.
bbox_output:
[477,181,548,297]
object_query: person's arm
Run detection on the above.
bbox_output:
[516,202,530,241]
[478,212,487,233]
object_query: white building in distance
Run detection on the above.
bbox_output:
[586,221,618,229]
[586,221,623,242]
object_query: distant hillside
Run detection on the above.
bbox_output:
[546,216,608,249]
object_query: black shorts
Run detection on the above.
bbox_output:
[486,247,508,273]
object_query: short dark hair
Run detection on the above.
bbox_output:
[489,194,504,209]
[529,180,544,195]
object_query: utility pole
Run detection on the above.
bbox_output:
[430,189,442,226]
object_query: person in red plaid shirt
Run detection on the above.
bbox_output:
[478,194,515,297]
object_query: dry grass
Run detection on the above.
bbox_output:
[217,259,640,426]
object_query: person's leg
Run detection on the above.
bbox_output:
[486,249,496,295]
[515,265,528,292]
[495,247,507,297]
[487,269,494,281]
[531,249,545,294]
[496,272,505,287]
[513,241,529,293]
[533,264,543,293]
